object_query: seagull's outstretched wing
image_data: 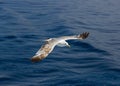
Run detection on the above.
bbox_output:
[31,41,56,62]
[59,32,89,41]
[31,32,89,62]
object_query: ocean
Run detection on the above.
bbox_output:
[0,0,120,86]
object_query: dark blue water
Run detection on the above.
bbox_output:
[0,0,120,86]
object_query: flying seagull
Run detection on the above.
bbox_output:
[31,32,89,62]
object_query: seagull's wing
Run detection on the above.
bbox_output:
[31,41,56,62]
[59,32,89,41]
[31,32,89,62]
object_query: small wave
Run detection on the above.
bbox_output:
[0,2,4,4]
[20,34,38,39]
[0,38,5,42]
[3,35,17,39]
[107,67,120,73]
[0,75,13,83]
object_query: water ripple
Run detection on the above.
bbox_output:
[0,0,120,86]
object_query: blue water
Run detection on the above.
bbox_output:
[0,0,120,86]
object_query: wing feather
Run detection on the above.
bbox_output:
[31,32,89,62]
[59,32,89,41]
[31,42,56,62]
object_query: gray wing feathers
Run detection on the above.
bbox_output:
[31,32,89,62]
[59,32,89,41]
[31,42,55,62]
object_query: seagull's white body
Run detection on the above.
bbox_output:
[31,32,89,62]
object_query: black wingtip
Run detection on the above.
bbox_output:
[78,32,89,39]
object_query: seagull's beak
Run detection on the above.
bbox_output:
[67,44,71,48]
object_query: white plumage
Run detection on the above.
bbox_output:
[31,32,89,62]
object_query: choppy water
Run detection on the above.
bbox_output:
[0,0,120,86]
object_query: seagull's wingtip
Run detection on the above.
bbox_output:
[31,56,41,63]
[77,32,89,39]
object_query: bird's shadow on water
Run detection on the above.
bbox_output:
[68,40,111,56]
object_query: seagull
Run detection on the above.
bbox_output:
[31,32,89,62]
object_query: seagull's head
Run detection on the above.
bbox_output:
[65,41,70,47]
[57,40,70,47]
[61,40,70,47]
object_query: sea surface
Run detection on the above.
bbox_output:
[0,0,120,86]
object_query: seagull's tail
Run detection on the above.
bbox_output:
[77,32,89,39]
